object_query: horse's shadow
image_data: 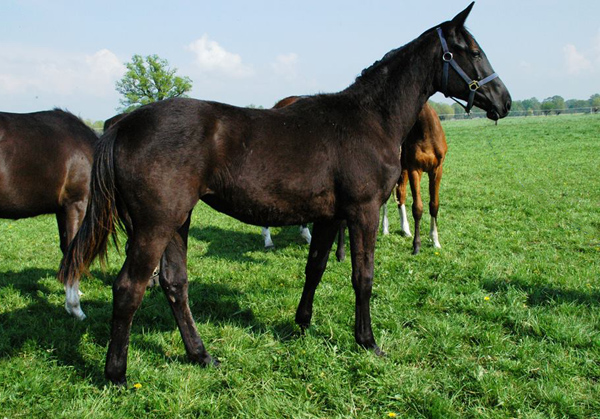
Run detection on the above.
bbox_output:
[0,267,299,386]
[189,225,311,262]
[482,277,600,307]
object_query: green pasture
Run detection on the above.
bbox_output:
[0,114,598,418]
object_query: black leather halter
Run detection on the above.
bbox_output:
[436,27,499,114]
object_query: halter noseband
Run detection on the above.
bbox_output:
[436,27,498,114]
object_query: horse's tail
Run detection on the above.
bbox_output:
[58,130,123,286]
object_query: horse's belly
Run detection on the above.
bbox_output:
[200,188,335,227]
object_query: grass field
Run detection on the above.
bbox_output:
[0,114,599,418]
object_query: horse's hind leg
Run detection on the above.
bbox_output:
[428,165,444,249]
[261,227,275,249]
[395,170,412,237]
[335,221,347,262]
[57,201,87,320]
[104,230,172,386]
[295,220,341,330]
[381,202,390,235]
[409,169,424,255]
[159,212,218,367]
[299,224,312,244]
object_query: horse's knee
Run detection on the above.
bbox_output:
[412,202,423,220]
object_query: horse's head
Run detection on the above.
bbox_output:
[435,2,511,120]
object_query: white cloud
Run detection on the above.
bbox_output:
[187,35,254,78]
[0,44,125,97]
[271,53,299,80]
[563,44,592,75]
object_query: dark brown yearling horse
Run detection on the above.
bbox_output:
[0,109,97,320]
[335,103,448,260]
[59,3,511,385]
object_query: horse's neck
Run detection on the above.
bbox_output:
[346,31,439,145]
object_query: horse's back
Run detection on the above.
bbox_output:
[0,110,96,219]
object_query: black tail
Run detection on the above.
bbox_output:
[58,130,123,286]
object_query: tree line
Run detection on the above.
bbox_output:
[429,94,600,119]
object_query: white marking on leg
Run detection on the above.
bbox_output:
[430,217,441,248]
[399,204,412,237]
[382,203,390,235]
[65,283,86,320]
[262,227,274,248]
[299,225,312,244]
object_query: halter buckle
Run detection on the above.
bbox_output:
[443,52,453,62]
[469,80,480,91]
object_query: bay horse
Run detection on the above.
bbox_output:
[59,2,511,386]
[336,102,448,260]
[394,103,447,254]
[0,109,97,320]
[261,96,312,249]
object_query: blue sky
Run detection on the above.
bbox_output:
[1,0,599,120]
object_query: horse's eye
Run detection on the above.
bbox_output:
[472,50,481,59]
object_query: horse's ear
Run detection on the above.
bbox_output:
[451,2,475,28]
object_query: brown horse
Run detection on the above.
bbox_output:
[394,103,447,254]
[335,103,447,260]
[59,3,511,385]
[0,109,97,320]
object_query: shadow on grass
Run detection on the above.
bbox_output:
[482,277,600,307]
[189,225,311,262]
[0,267,305,386]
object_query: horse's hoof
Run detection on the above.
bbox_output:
[65,303,87,321]
[106,375,127,387]
[297,323,310,335]
[372,345,386,357]
[199,354,220,368]
[264,244,275,251]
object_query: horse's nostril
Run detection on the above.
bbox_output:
[505,101,512,112]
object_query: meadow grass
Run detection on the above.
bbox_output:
[0,114,598,418]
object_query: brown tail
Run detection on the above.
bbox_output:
[58,130,123,286]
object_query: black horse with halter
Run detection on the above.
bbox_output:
[436,27,499,114]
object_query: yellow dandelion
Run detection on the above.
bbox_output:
[133,383,142,390]
[434,252,440,256]
[388,413,397,418]
[484,296,490,301]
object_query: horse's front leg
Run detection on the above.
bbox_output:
[295,220,341,330]
[347,206,384,356]
[159,214,218,367]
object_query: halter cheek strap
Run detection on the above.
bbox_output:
[436,27,499,114]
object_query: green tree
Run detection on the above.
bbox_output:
[566,99,589,111]
[541,96,565,116]
[427,101,454,120]
[521,97,541,115]
[115,54,193,113]
[510,100,525,115]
